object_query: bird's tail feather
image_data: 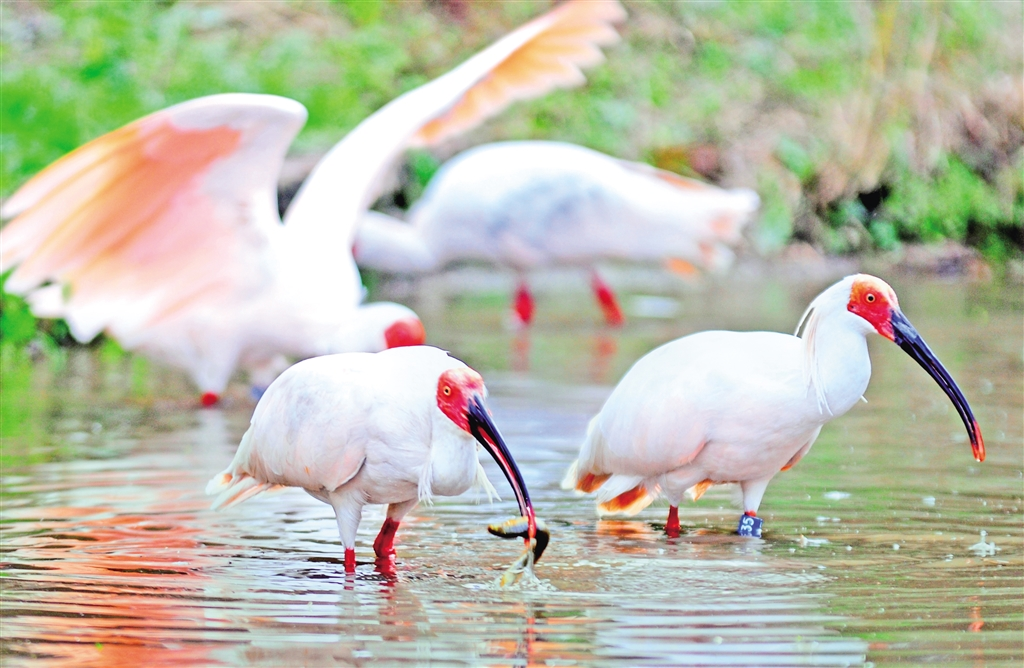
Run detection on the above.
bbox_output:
[595,475,653,516]
[207,475,286,512]
[206,470,285,510]
[561,460,613,494]
[560,460,581,491]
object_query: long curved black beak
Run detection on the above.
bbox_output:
[891,310,985,462]
[467,395,539,542]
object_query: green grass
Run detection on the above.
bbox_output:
[0,0,1020,264]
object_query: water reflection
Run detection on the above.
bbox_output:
[2,276,1021,666]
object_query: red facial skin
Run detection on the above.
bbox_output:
[436,368,486,432]
[847,274,985,463]
[847,275,900,339]
[384,318,426,349]
[436,367,538,546]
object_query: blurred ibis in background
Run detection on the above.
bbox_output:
[354,141,759,326]
[207,346,546,573]
[563,274,984,538]
[0,0,625,404]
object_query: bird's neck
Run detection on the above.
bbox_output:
[426,421,478,498]
[803,307,873,420]
[353,211,438,273]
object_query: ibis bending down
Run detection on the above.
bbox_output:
[353,141,759,327]
[562,274,984,538]
[207,346,544,573]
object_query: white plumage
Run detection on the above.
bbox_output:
[354,141,760,325]
[208,346,542,572]
[563,274,984,537]
[0,1,625,401]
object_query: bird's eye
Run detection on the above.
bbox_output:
[866,293,875,303]
[443,386,451,396]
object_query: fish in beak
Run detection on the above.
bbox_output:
[466,395,549,562]
[891,309,985,462]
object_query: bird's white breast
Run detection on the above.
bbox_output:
[588,326,872,481]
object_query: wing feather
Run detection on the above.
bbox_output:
[1,94,307,343]
[411,0,624,146]
[283,0,624,243]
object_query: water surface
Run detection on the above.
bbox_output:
[2,273,1021,666]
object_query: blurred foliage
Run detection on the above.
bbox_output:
[0,0,1020,294]
[0,271,73,351]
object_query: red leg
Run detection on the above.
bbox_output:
[344,548,356,573]
[744,510,757,518]
[200,392,220,407]
[513,280,535,326]
[373,518,400,560]
[666,505,680,537]
[591,271,624,327]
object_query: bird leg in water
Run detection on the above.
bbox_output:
[666,505,680,537]
[737,510,763,538]
[344,548,357,572]
[590,271,624,327]
[373,518,400,560]
[513,281,535,326]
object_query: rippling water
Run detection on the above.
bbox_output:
[2,274,1021,666]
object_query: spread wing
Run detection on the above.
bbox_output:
[0,94,307,343]
[283,0,625,244]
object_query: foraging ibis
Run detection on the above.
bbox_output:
[354,141,758,326]
[207,346,545,573]
[562,274,984,537]
[0,0,625,403]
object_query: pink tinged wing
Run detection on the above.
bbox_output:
[0,94,307,343]
[283,0,624,245]
[411,0,625,147]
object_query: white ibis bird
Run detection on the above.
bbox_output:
[206,346,545,573]
[0,0,625,404]
[353,141,759,326]
[562,274,984,538]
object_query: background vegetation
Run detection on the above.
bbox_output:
[1,0,1022,350]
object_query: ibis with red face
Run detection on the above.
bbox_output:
[563,274,984,537]
[207,346,544,572]
[0,0,624,404]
